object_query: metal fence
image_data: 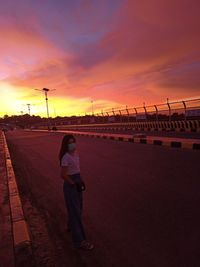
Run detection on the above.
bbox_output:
[66,98,200,125]
[34,98,200,128]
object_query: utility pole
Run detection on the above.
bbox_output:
[167,98,171,122]
[91,100,94,115]
[22,104,33,116]
[27,104,31,116]
[44,88,50,119]
[35,88,55,130]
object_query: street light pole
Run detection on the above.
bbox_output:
[91,100,94,115]
[35,88,55,130]
[43,88,50,119]
[167,98,171,122]
[27,104,31,116]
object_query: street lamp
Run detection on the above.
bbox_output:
[27,104,31,115]
[22,103,32,115]
[35,88,56,130]
[167,98,171,122]
[91,100,94,115]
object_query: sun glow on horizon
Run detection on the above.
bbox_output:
[0,82,26,116]
[0,82,123,118]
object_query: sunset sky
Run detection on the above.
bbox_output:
[0,0,199,117]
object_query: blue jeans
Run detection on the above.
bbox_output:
[63,173,86,247]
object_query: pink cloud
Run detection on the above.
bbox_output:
[1,0,200,113]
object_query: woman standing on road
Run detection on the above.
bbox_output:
[59,134,94,250]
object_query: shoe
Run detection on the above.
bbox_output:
[79,240,94,250]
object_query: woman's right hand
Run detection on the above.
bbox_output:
[61,167,75,185]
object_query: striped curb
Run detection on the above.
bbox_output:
[1,132,33,266]
[29,129,200,150]
[58,130,200,150]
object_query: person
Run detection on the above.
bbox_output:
[59,134,94,250]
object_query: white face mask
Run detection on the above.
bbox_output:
[68,143,76,152]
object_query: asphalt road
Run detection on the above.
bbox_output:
[6,130,200,267]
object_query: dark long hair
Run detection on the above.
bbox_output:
[59,134,76,165]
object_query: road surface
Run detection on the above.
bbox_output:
[6,130,200,267]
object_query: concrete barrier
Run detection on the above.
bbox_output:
[38,119,200,133]
[1,132,33,266]
[29,129,200,150]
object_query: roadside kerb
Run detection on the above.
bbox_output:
[29,129,200,150]
[57,130,200,150]
[2,132,33,266]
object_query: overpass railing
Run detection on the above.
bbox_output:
[51,98,200,126]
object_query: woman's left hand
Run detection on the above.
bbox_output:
[76,180,86,192]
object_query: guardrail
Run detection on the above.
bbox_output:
[86,98,200,123]
[59,98,200,125]
[33,98,200,128]
[95,98,200,122]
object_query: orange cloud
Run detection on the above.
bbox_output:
[1,0,199,117]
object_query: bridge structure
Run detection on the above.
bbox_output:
[36,98,200,132]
